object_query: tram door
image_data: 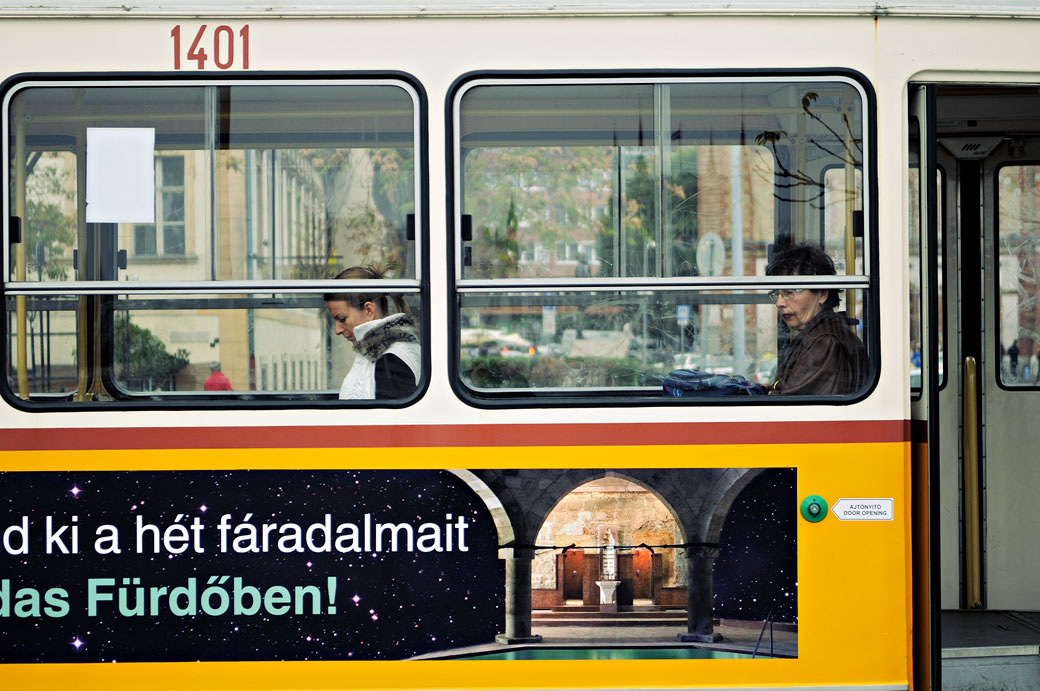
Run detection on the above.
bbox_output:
[913,83,1040,690]
[921,84,1040,624]
[909,85,941,691]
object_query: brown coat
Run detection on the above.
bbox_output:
[771,308,868,396]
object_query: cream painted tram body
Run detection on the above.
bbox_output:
[0,2,1038,690]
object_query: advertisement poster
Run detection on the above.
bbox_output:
[0,467,795,663]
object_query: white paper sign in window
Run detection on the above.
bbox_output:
[85,127,156,223]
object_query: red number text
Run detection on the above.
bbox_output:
[171,24,251,70]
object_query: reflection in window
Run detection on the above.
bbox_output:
[134,155,186,257]
[997,165,1040,386]
[455,77,871,399]
[9,84,417,285]
[5,294,422,398]
[21,151,77,281]
[460,291,789,392]
[459,81,864,281]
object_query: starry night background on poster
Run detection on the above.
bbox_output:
[713,468,797,623]
[0,469,504,663]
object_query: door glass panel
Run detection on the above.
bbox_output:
[908,125,945,392]
[997,164,1040,385]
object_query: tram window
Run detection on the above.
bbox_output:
[453,76,873,401]
[4,79,425,407]
[996,164,1040,387]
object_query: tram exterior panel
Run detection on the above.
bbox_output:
[4,4,1036,691]
[0,13,906,427]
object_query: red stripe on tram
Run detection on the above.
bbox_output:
[0,420,910,451]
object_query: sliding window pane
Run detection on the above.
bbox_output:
[458,79,865,282]
[458,290,784,393]
[9,83,418,284]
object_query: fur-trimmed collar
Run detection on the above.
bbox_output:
[353,313,420,363]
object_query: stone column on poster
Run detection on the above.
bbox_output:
[496,546,543,644]
[678,544,723,643]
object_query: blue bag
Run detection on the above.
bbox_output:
[663,369,767,397]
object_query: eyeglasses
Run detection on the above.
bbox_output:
[768,289,807,301]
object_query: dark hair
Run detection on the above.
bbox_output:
[322,265,410,316]
[765,243,840,309]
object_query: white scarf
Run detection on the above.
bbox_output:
[338,313,421,400]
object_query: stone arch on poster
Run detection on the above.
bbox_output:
[530,473,686,594]
[451,467,766,644]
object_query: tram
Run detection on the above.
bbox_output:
[2,1,1039,689]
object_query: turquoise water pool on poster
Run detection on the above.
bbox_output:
[458,647,761,660]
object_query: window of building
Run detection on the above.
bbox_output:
[5,78,425,407]
[452,75,874,402]
[133,155,187,257]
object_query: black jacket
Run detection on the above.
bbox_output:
[771,308,868,395]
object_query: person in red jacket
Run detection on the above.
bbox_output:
[203,362,233,391]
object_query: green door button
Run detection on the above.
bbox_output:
[800,495,828,523]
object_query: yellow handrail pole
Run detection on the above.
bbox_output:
[963,356,982,608]
[87,178,103,397]
[13,99,28,399]
[844,128,856,323]
[74,114,89,401]
[793,105,806,242]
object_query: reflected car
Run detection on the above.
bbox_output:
[496,340,537,357]
[461,328,536,357]
[480,336,536,357]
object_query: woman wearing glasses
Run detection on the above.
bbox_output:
[765,244,867,395]
[324,265,421,400]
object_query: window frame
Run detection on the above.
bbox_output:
[447,69,880,408]
[1,71,430,411]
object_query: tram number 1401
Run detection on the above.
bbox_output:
[171,25,250,70]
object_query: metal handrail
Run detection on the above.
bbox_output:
[456,274,870,293]
[752,611,774,658]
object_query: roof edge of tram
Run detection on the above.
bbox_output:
[4,0,1040,19]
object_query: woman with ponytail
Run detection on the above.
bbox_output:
[323,265,421,400]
